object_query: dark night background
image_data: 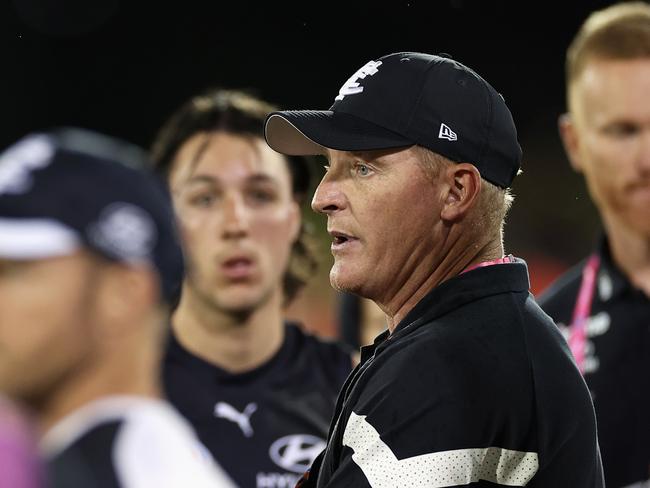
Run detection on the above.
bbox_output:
[0,0,622,331]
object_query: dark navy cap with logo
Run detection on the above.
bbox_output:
[265,51,522,188]
[0,128,184,304]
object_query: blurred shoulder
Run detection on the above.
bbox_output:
[536,258,587,317]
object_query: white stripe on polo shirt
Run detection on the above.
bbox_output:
[343,411,539,487]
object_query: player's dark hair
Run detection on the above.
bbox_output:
[151,88,317,305]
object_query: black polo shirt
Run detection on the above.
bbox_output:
[539,241,650,488]
[163,323,353,488]
[302,260,603,488]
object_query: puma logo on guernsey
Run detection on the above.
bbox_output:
[214,402,257,437]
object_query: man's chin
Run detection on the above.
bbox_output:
[329,267,364,295]
[211,289,273,317]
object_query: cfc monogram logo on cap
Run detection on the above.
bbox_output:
[335,60,383,101]
[0,135,54,196]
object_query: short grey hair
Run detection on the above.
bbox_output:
[412,145,514,242]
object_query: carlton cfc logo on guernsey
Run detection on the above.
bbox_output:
[335,60,382,101]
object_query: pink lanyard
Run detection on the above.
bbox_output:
[568,253,601,375]
[460,255,516,275]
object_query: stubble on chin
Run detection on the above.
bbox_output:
[189,275,277,324]
[329,263,362,296]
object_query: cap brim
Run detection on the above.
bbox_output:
[0,218,80,260]
[265,110,413,156]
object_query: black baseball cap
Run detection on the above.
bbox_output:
[265,52,522,188]
[0,128,184,305]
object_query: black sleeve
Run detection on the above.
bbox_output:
[47,422,123,488]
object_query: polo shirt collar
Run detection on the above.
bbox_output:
[375,259,530,349]
[596,237,634,302]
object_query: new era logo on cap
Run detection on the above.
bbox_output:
[438,123,457,142]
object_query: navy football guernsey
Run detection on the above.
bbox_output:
[163,323,353,488]
[300,260,604,488]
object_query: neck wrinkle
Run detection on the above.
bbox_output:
[383,232,503,333]
[172,284,285,374]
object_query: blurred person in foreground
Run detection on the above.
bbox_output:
[539,3,650,487]
[265,51,604,487]
[151,89,354,487]
[0,128,234,487]
[0,395,43,488]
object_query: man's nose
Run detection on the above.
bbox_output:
[222,194,250,238]
[311,175,347,215]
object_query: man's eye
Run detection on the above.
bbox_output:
[355,163,371,176]
[249,189,275,203]
[189,193,216,207]
[604,123,639,137]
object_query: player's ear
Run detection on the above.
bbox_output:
[93,262,159,342]
[440,163,481,223]
[559,113,583,173]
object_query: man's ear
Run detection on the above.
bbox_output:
[558,113,583,173]
[440,163,481,223]
[93,264,159,343]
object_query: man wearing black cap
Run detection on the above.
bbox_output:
[0,129,234,487]
[265,52,604,487]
